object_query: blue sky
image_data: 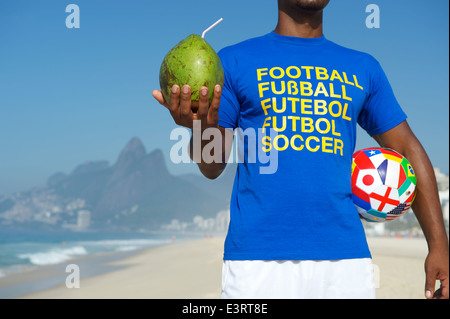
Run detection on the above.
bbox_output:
[0,0,448,195]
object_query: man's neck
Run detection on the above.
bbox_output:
[274,8,324,38]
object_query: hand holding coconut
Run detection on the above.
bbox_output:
[152,83,222,131]
[153,19,231,179]
[152,19,224,131]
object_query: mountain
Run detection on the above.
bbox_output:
[0,137,236,230]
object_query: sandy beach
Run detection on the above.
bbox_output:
[4,236,432,299]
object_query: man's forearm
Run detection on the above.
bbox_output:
[374,123,448,250]
[189,137,227,179]
[188,126,233,180]
[374,121,449,298]
[404,143,448,251]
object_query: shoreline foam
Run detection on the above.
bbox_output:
[2,236,431,299]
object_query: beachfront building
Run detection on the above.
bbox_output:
[435,168,449,233]
[435,168,450,191]
[160,210,230,234]
[77,210,91,230]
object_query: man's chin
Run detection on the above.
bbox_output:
[294,0,330,12]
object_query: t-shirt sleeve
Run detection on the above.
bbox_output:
[217,49,240,129]
[357,59,407,136]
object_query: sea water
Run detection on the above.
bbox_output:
[0,229,173,278]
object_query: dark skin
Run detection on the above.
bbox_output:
[374,123,449,299]
[153,0,449,299]
[152,84,229,179]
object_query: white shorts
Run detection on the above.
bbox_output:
[221,258,376,299]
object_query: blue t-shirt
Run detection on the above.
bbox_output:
[218,32,407,260]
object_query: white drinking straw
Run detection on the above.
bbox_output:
[202,18,223,39]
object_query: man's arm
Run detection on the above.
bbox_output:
[373,120,449,299]
[153,84,233,180]
[188,126,234,180]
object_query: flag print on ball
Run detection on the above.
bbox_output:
[351,147,417,222]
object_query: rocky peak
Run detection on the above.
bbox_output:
[114,137,146,170]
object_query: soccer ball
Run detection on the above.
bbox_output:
[351,147,417,222]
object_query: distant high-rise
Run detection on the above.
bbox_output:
[77,210,91,230]
[434,168,449,191]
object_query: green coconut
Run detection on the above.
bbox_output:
[159,34,224,112]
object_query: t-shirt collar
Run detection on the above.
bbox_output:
[268,31,328,45]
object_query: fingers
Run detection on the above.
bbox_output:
[197,86,209,120]
[425,253,449,299]
[152,86,179,113]
[179,85,193,124]
[207,85,222,126]
[154,85,193,127]
[441,277,449,299]
[153,85,184,124]
[166,85,181,120]
[153,84,220,129]
[168,85,180,109]
[432,276,449,299]
[425,271,436,299]
[152,90,167,106]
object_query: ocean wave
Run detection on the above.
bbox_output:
[76,239,172,253]
[15,239,170,266]
[115,245,139,252]
[18,246,88,266]
[1,234,174,274]
[78,238,171,248]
